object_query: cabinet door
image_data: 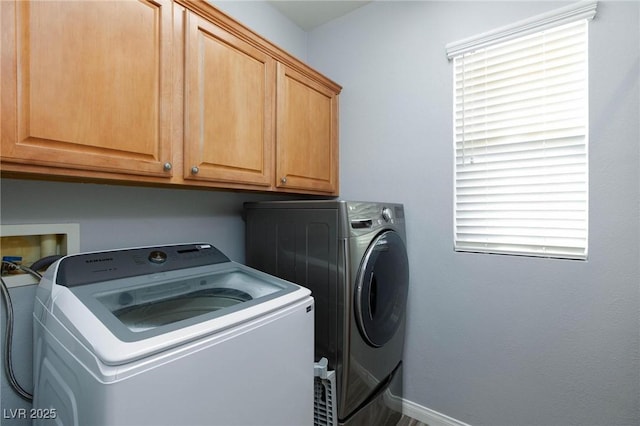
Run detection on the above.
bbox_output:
[1,0,174,177]
[276,63,339,194]
[184,12,274,187]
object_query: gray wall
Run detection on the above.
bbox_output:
[307,1,639,425]
[211,0,308,61]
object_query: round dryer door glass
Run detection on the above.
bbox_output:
[355,230,409,348]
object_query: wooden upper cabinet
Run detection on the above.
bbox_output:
[1,0,340,194]
[276,63,339,194]
[183,12,274,187]
[1,0,174,177]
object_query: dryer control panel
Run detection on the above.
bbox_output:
[347,202,405,237]
[55,243,230,287]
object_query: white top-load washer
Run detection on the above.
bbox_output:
[32,243,314,426]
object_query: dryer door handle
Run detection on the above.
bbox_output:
[351,219,373,229]
[368,272,378,320]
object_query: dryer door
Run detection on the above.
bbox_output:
[355,230,409,348]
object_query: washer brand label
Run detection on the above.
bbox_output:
[85,257,114,264]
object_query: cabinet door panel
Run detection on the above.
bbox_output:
[1,0,174,177]
[184,13,274,186]
[277,63,338,194]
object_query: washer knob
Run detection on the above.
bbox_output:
[381,207,392,222]
[148,250,167,264]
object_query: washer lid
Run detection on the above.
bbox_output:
[70,262,299,342]
[355,230,409,348]
[43,244,311,365]
[49,261,310,365]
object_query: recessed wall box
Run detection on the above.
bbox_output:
[0,224,80,288]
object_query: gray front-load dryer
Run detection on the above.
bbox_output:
[244,201,409,425]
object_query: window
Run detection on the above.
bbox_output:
[447,1,597,260]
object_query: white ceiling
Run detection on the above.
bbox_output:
[268,1,371,31]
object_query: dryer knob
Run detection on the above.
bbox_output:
[382,207,392,222]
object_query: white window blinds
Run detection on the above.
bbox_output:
[448,5,595,260]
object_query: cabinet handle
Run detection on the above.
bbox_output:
[280,177,287,184]
[191,166,199,175]
[163,162,172,172]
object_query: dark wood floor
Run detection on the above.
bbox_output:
[396,414,429,426]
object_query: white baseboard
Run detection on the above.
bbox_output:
[402,399,471,426]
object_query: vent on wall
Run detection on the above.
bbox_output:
[1,223,80,287]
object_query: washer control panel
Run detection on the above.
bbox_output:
[56,243,230,288]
